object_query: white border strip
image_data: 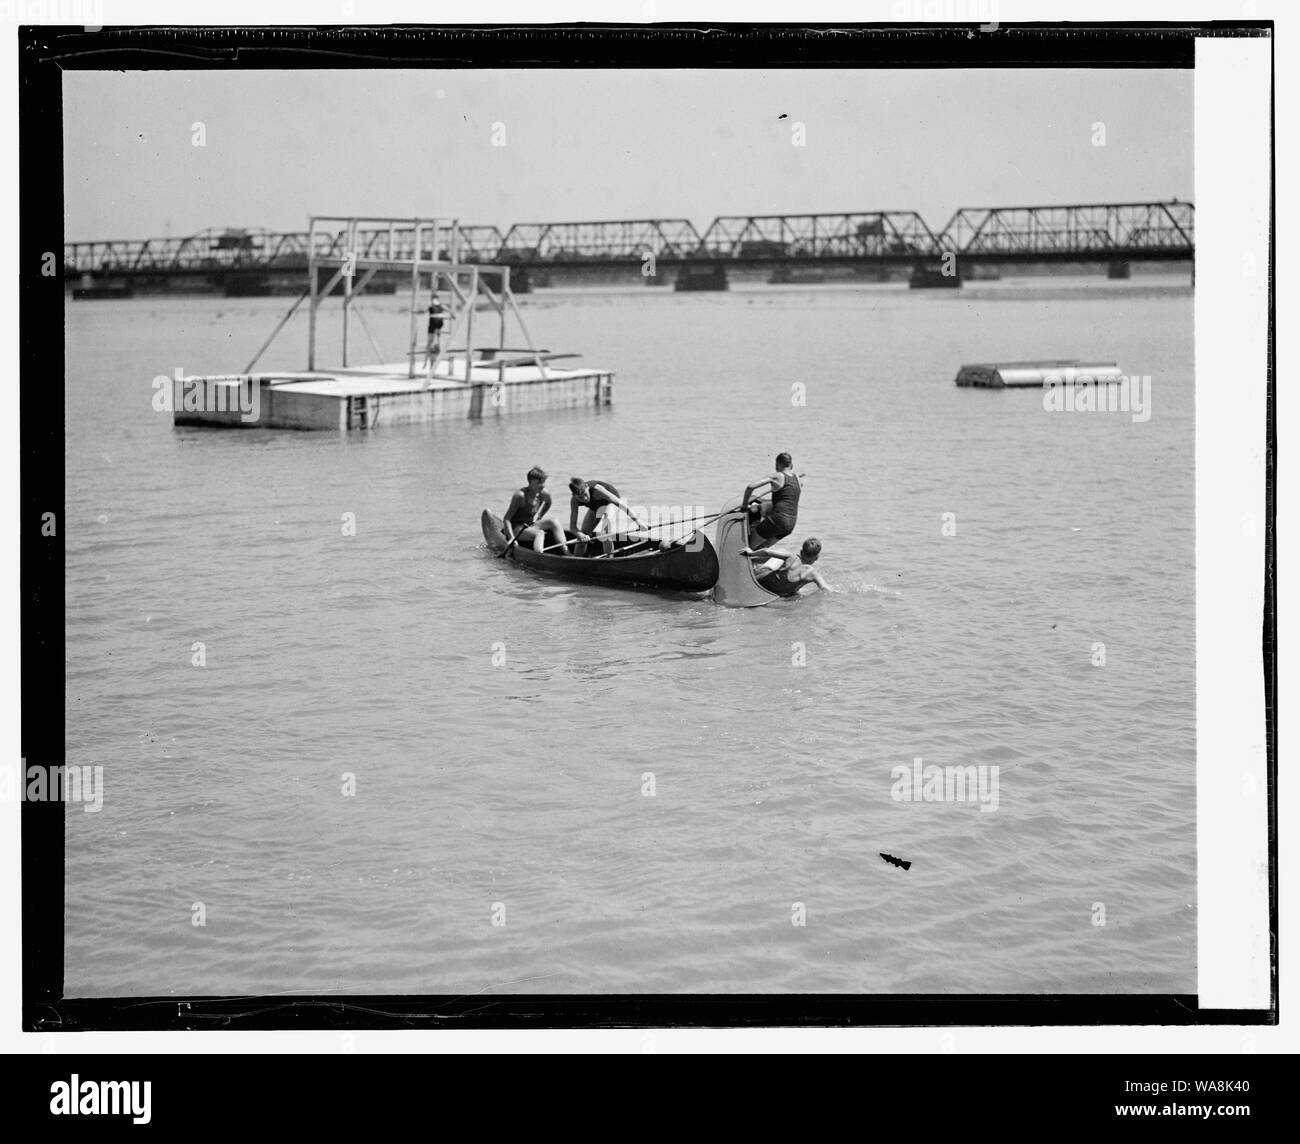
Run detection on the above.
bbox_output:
[1195,36,1271,1011]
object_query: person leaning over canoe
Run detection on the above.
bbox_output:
[502,466,571,554]
[742,452,801,549]
[740,538,830,597]
[568,477,647,555]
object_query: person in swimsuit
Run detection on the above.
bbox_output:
[742,452,801,549]
[739,538,829,597]
[568,477,647,556]
[502,466,570,554]
[423,296,449,373]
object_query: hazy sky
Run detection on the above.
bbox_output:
[64,69,1192,239]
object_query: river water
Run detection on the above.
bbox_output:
[64,275,1195,996]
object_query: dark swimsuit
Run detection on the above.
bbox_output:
[584,481,620,511]
[758,559,805,598]
[505,487,543,537]
[755,472,800,540]
[574,481,620,555]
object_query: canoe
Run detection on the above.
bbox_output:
[712,508,787,608]
[481,509,719,593]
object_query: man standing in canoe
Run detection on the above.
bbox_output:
[568,477,647,555]
[740,538,830,597]
[742,452,801,549]
[502,466,570,554]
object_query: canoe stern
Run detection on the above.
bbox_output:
[712,509,780,608]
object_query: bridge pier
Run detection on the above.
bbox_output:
[224,274,273,297]
[70,271,135,300]
[1107,261,1131,280]
[908,261,962,289]
[674,262,728,291]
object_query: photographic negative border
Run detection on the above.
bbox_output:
[19,20,1275,1031]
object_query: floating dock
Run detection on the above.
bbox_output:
[175,214,611,431]
[955,360,1123,388]
[175,358,612,430]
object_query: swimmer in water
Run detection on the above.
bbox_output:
[739,537,830,597]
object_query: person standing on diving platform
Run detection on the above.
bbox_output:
[422,295,449,374]
[743,452,800,549]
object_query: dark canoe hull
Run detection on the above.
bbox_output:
[481,510,719,593]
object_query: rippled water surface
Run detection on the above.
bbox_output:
[65,277,1195,995]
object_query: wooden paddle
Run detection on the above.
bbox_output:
[503,525,585,557]
[530,530,593,556]
[526,526,652,558]
[497,516,544,559]
[589,504,742,560]
[593,537,666,560]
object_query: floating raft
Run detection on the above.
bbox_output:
[954,360,1123,388]
[175,355,612,430]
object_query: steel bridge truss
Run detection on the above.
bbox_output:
[936,202,1195,260]
[497,219,703,262]
[696,212,943,260]
[65,202,1195,275]
[63,228,318,275]
[307,223,506,265]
